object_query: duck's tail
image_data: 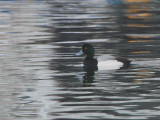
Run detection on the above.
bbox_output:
[116,57,131,67]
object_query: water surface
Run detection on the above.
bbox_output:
[1,0,160,120]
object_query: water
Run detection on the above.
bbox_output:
[1,0,160,120]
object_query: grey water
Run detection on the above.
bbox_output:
[1,0,160,120]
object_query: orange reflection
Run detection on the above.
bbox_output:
[125,0,151,2]
[128,40,151,42]
[125,0,151,19]
[127,13,151,19]
[127,5,151,19]
[125,0,152,44]
[133,81,142,83]
[127,24,150,27]
[131,51,151,53]
[128,35,151,42]
[127,6,152,13]
[136,70,155,76]
[135,70,155,81]
[128,36,150,39]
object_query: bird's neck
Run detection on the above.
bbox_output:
[86,56,94,60]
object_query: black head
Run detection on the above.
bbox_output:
[76,43,95,59]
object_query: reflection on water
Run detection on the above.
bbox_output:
[1,0,160,120]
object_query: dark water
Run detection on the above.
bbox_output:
[1,0,160,120]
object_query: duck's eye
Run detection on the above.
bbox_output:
[85,47,88,50]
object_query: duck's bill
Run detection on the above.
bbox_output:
[75,50,83,56]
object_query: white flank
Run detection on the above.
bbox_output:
[98,60,123,70]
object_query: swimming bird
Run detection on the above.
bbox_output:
[76,43,131,70]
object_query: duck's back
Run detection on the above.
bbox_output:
[97,54,115,61]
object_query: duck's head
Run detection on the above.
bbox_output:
[76,43,95,59]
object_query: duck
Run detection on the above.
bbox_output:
[76,43,131,70]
